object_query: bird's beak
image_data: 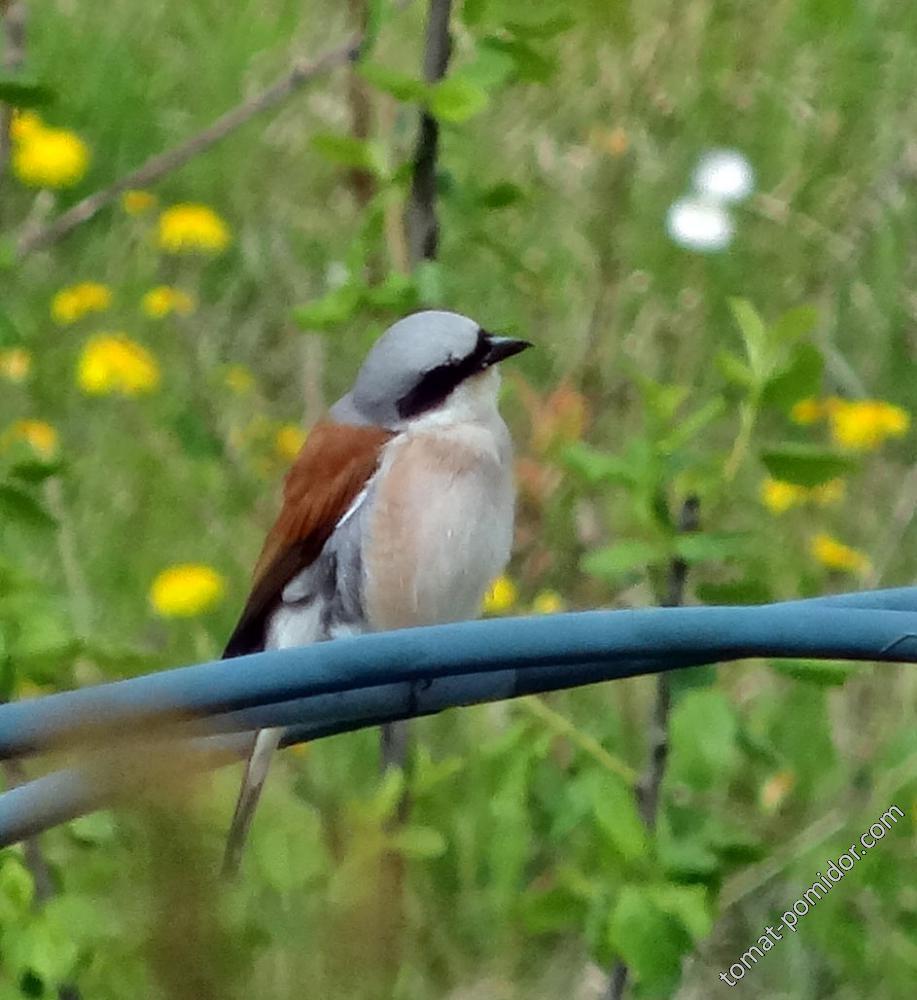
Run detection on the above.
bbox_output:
[482,335,532,366]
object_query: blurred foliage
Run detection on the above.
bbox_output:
[1,0,916,998]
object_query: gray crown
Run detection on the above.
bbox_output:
[330,310,482,427]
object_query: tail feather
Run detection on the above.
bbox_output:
[222,726,283,878]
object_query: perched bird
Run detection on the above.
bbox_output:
[221,310,530,874]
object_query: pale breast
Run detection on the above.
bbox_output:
[362,421,515,631]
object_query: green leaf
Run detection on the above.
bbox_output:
[0,854,34,922]
[363,272,418,311]
[659,398,726,452]
[361,766,405,824]
[761,342,823,409]
[716,348,754,387]
[608,885,693,996]
[771,304,818,346]
[760,444,857,486]
[772,658,860,686]
[312,133,388,177]
[479,181,526,208]
[67,811,118,845]
[591,774,646,862]
[428,76,490,123]
[0,77,55,108]
[673,531,751,564]
[648,883,713,942]
[481,36,556,83]
[729,297,767,374]
[562,442,638,487]
[0,484,56,531]
[521,884,588,934]
[668,690,738,790]
[170,409,223,460]
[581,539,667,582]
[7,460,62,484]
[358,63,427,101]
[389,825,447,859]
[293,284,363,331]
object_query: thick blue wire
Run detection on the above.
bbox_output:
[1,594,916,759]
[1,589,916,847]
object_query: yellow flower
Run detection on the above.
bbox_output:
[761,477,846,515]
[790,397,824,425]
[275,423,306,461]
[3,420,58,460]
[0,348,31,382]
[224,364,255,395]
[532,590,564,614]
[77,334,160,396]
[141,286,195,319]
[121,189,156,215]
[761,478,807,515]
[150,564,225,618]
[482,575,518,614]
[828,399,910,451]
[809,533,870,574]
[12,124,89,188]
[157,204,230,254]
[52,282,112,325]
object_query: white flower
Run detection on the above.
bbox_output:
[693,149,754,203]
[666,197,735,252]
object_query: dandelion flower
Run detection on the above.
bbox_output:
[532,590,565,614]
[810,533,870,574]
[761,478,806,515]
[158,204,230,254]
[828,399,910,451]
[77,334,160,396]
[275,423,306,461]
[141,286,195,319]
[224,364,255,395]
[761,477,845,515]
[51,282,112,325]
[121,189,156,215]
[0,348,31,382]
[482,575,517,614]
[12,125,89,188]
[693,149,754,203]
[666,196,734,252]
[150,564,225,617]
[3,420,58,460]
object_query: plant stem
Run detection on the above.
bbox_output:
[606,495,700,1000]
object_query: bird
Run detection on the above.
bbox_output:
[221,310,531,875]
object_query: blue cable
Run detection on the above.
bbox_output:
[0,588,916,846]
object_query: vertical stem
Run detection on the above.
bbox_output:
[606,495,700,1000]
[345,0,376,210]
[405,0,453,266]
